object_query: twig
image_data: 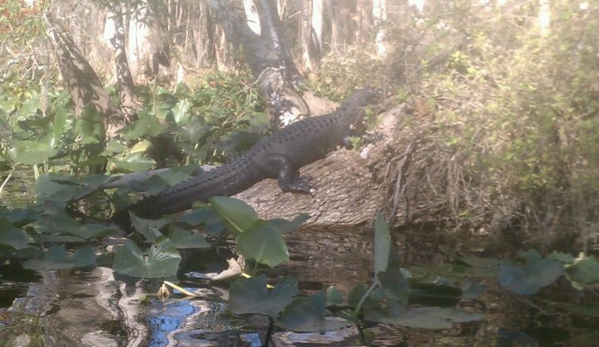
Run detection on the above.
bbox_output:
[0,166,16,194]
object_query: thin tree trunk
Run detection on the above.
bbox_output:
[372,0,387,58]
[109,7,140,119]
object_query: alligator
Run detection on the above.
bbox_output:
[112,87,380,228]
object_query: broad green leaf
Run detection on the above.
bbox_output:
[52,106,67,141]
[366,305,485,329]
[499,257,565,295]
[547,251,575,263]
[236,221,289,267]
[172,98,191,124]
[210,197,258,234]
[113,238,181,278]
[35,174,87,202]
[326,286,345,308]
[347,283,368,308]
[111,152,155,173]
[8,141,58,165]
[374,213,391,274]
[79,104,105,144]
[103,140,126,154]
[278,291,348,332]
[23,245,96,270]
[125,111,166,140]
[229,275,297,316]
[34,213,116,239]
[168,228,209,249]
[18,95,40,118]
[566,255,599,289]
[377,267,410,306]
[0,219,29,249]
[129,213,170,242]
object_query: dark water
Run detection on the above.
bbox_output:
[0,167,597,346]
[2,226,599,346]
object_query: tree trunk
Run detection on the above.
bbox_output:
[372,0,387,58]
[205,0,309,128]
[125,0,170,82]
[109,8,141,119]
[328,0,349,52]
[45,14,124,140]
[300,0,323,72]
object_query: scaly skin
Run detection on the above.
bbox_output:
[112,88,380,227]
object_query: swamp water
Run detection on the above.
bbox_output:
[0,170,597,346]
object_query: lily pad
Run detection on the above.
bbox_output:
[236,221,289,267]
[0,219,29,250]
[278,291,349,332]
[23,245,96,270]
[210,196,258,234]
[113,238,181,278]
[8,140,58,165]
[111,152,155,173]
[229,275,297,316]
[366,305,485,329]
[566,254,599,289]
[498,254,565,295]
[168,227,210,249]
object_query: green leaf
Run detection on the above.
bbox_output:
[8,141,58,165]
[113,238,181,278]
[172,98,191,124]
[278,291,348,332]
[35,174,97,203]
[19,95,40,118]
[236,221,289,267]
[566,255,599,289]
[129,213,170,242]
[111,152,156,173]
[34,213,116,239]
[168,228,210,249]
[23,245,96,270]
[347,283,368,308]
[377,267,410,306]
[547,251,575,263]
[229,275,298,316]
[498,257,565,295]
[124,111,166,139]
[374,213,391,274]
[366,305,485,329]
[0,219,29,250]
[210,197,258,235]
[326,286,345,307]
[52,106,67,141]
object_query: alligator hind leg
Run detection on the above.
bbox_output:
[270,155,314,194]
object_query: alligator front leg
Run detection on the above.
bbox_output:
[270,155,314,194]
